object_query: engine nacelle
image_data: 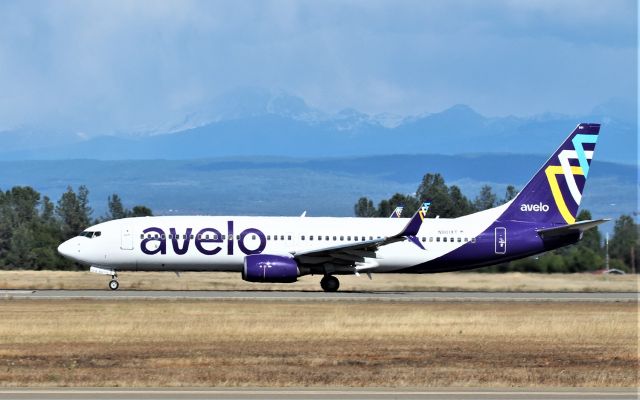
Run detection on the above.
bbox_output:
[242,254,299,283]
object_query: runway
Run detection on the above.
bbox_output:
[0,388,636,400]
[0,289,636,301]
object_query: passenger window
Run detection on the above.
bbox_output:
[361,236,365,241]
[236,235,240,240]
[443,237,447,242]
[340,236,344,241]
[369,236,373,240]
[436,237,440,242]
[471,238,476,243]
[464,238,468,242]
[310,236,313,241]
[333,236,337,241]
[140,234,144,239]
[325,236,329,241]
[450,237,454,242]
[301,235,305,240]
[318,236,322,241]
[280,235,284,240]
[253,235,257,240]
[190,235,194,239]
[288,235,291,240]
[267,235,271,240]
[421,237,426,242]
[222,235,226,240]
[346,236,350,241]
[274,235,278,241]
[429,237,433,242]
[457,237,461,242]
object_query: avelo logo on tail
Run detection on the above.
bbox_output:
[520,203,550,212]
[498,123,600,226]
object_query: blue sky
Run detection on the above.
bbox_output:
[0,0,636,134]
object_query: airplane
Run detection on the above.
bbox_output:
[58,123,607,292]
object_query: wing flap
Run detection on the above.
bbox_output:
[291,202,431,271]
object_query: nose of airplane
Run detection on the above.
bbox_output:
[57,239,78,260]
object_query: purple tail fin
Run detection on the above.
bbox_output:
[500,123,600,225]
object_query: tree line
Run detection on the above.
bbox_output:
[0,180,636,273]
[0,186,152,270]
[354,173,639,273]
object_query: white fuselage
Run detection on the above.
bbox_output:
[58,203,508,273]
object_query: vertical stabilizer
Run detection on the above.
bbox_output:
[501,123,600,225]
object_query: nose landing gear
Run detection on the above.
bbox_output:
[109,274,119,291]
[320,275,340,292]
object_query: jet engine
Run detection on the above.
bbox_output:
[242,254,299,283]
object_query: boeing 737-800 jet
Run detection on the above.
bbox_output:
[58,123,607,292]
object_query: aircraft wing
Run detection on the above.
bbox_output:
[536,218,610,239]
[291,202,430,270]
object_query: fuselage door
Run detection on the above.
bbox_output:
[494,227,507,255]
[121,227,134,250]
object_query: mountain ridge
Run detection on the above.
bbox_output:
[0,91,635,163]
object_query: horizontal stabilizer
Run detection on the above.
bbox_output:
[536,219,610,238]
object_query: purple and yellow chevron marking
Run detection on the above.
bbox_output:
[419,202,431,221]
[544,131,597,224]
[545,165,584,224]
[498,123,600,226]
[391,206,404,218]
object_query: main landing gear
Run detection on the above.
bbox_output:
[109,274,119,291]
[320,275,340,292]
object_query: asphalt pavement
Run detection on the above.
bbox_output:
[0,289,636,302]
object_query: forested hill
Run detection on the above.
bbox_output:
[0,154,635,223]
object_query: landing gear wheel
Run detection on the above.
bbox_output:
[320,275,340,292]
[108,279,119,291]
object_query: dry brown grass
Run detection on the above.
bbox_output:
[0,300,637,387]
[0,270,637,292]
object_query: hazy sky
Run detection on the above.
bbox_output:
[0,0,636,134]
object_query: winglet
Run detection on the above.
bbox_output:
[398,202,430,237]
[389,205,404,218]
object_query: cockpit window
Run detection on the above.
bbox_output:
[78,231,101,238]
